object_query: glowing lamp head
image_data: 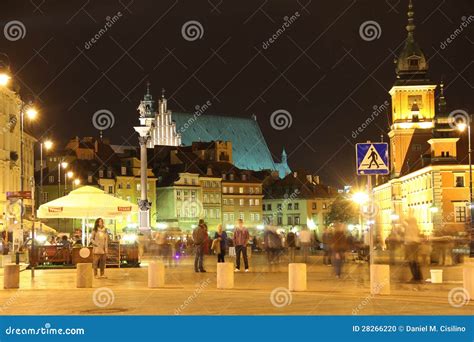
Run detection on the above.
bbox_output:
[0,73,10,86]
[457,122,467,132]
[352,192,369,205]
[67,171,74,178]
[26,107,38,119]
[43,140,53,150]
[61,162,68,169]
[74,179,81,186]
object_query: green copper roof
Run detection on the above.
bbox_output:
[172,112,278,172]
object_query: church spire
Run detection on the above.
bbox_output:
[159,87,167,114]
[395,0,428,80]
[438,80,447,115]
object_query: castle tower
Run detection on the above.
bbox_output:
[388,0,437,177]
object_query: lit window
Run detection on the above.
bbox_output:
[239,187,244,194]
[255,199,260,205]
[239,199,244,206]
[455,205,467,223]
[454,174,465,187]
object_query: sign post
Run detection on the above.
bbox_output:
[355,142,389,264]
[356,142,390,295]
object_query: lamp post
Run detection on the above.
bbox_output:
[134,126,151,232]
[352,191,369,240]
[65,171,74,193]
[39,140,53,206]
[57,161,68,197]
[457,117,474,257]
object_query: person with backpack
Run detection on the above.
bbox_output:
[193,219,207,272]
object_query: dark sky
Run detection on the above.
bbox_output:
[2,0,473,187]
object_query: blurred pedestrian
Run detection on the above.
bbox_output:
[287,229,296,263]
[193,219,207,272]
[234,219,250,272]
[331,223,349,278]
[299,227,312,263]
[214,224,227,263]
[91,218,109,279]
[322,227,332,265]
[403,217,423,283]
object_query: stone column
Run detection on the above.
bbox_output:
[289,263,306,291]
[134,126,152,231]
[148,261,165,288]
[76,263,93,288]
[217,262,234,289]
[4,264,20,289]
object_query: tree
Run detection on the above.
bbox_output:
[324,195,358,226]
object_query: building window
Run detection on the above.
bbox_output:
[223,198,228,205]
[118,183,123,189]
[267,204,272,211]
[239,187,244,194]
[87,175,93,183]
[229,174,234,181]
[288,203,293,210]
[262,204,265,211]
[48,175,54,183]
[255,199,260,206]
[242,174,247,181]
[239,212,244,220]
[455,205,467,223]
[250,213,254,221]
[176,190,181,200]
[203,194,208,203]
[239,199,244,206]
[192,179,196,185]
[191,191,196,200]
[42,192,48,202]
[222,174,226,180]
[277,216,282,225]
[249,187,254,194]
[121,166,126,175]
[230,213,235,221]
[223,187,228,193]
[294,216,300,225]
[137,184,141,191]
[108,186,113,194]
[223,213,228,221]
[107,170,112,178]
[455,174,465,187]
[287,216,292,225]
[294,203,299,210]
[99,170,104,178]
[126,183,131,189]
[412,144,422,152]
[229,187,234,193]
[277,203,282,211]
[249,199,254,206]
[229,199,234,205]
[322,203,327,209]
[255,213,260,221]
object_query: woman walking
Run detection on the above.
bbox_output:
[331,222,348,279]
[91,218,109,279]
[214,224,227,263]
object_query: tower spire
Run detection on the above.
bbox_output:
[406,0,415,41]
[438,79,447,115]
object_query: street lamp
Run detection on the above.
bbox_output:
[456,116,474,257]
[0,73,10,86]
[66,171,74,190]
[57,161,68,197]
[39,139,53,206]
[352,191,369,241]
[74,178,81,187]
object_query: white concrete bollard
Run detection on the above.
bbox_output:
[289,263,307,292]
[3,264,20,289]
[76,263,93,288]
[463,264,474,301]
[370,264,390,295]
[148,261,165,288]
[0,255,11,268]
[217,262,234,289]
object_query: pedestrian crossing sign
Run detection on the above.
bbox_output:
[356,143,389,175]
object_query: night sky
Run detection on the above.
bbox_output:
[2,0,473,187]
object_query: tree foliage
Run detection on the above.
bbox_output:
[324,195,359,225]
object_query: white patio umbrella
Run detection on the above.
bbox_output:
[37,186,138,244]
